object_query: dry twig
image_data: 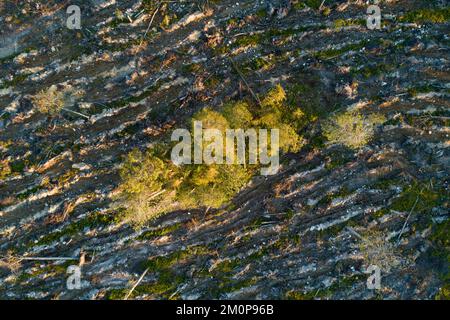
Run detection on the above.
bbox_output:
[228,57,262,107]
[124,268,149,300]
[396,195,420,245]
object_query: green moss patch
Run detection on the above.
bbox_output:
[400,8,450,24]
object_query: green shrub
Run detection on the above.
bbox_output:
[118,85,307,225]
[222,101,253,129]
[255,85,304,153]
[261,84,286,110]
[192,108,229,131]
[119,147,174,195]
[358,230,400,272]
[178,164,252,209]
[285,82,322,121]
[435,284,450,300]
[0,159,11,180]
[33,86,66,115]
[323,111,385,149]
[117,146,181,225]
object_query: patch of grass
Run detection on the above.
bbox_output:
[16,260,73,284]
[207,237,305,297]
[286,274,365,299]
[222,277,258,293]
[325,147,354,170]
[400,8,450,24]
[315,41,367,60]
[29,210,124,247]
[204,74,222,89]
[431,219,450,249]
[99,82,161,113]
[294,0,322,10]
[430,219,450,265]
[390,181,444,213]
[209,259,258,297]
[0,73,30,89]
[372,180,445,219]
[142,246,211,271]
[354,63,396,79]
[286,290,317,300]
[321,6,331,17]
[140,0,162,14]
[372,208,390,219]
[430,219,450,299]
[407,84,440,97]
[435,283,450,300]
[213,259,242,274]
[182,63,204,75]
[318,186,354,207]
[66,42,96,62]
[333,18,365,28]
[137,223,181,240]
[243,217,263,233]
[256,8,268,18]
[286,81,327,120]
[231,26,322,50]
[371,177,400,191]
[17,185,42,200]
[109,276,183,300]
[240,56,274,74]
[115,123,141,138]
[234,33,263,48]
[333,185,353,199]
[10,160,25,173]
[108,246,212,299]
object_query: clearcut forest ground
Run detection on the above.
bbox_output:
[0,0,449,299]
